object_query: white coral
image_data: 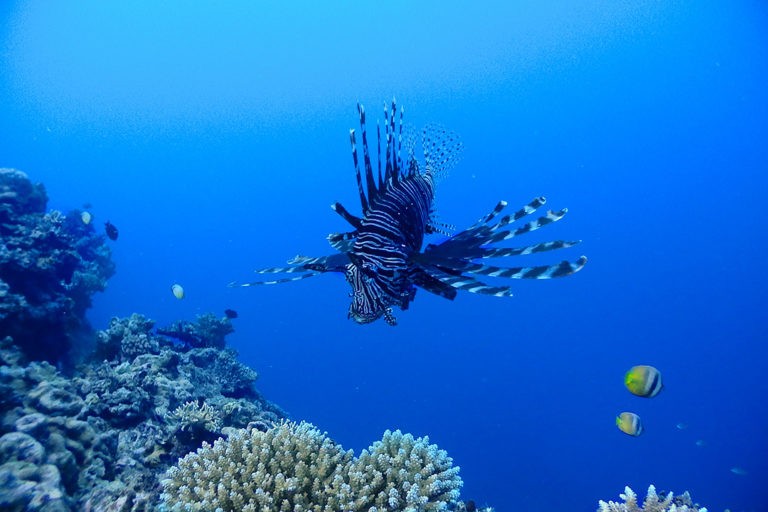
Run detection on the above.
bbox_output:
[598,485,707,512]
[169,401,222,433]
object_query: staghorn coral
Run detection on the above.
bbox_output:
[161,420,355,512]
[169,401,222,436]
[598,485,707,512]
[348,429,462,512]
[161,421,465,512]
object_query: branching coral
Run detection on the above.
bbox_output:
[169,401,222,435]
[349,429,462,512]
[598,485,707,512]
[161,421,465,512]
[161,420,355,512]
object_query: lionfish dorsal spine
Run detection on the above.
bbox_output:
[349,128,368,214]
[330,202,362,230]
[357,103,378,206]
[383,102,394,184]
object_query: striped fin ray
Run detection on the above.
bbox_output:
[331,201,362,230]
[231,271,322,287]
[431,256,588,280]
[487,208,568,244]
[349,128,368,214]
[420,265,515,297]
[452,196,545,243]
[357,103,378,204]
[248,255,329,275]
[231,252,351,287]
[481,239,581,258]
[485,196,548,232]
[327,231,357,253]
[383,101,395,184]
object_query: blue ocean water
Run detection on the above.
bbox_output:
[1,1,766,510]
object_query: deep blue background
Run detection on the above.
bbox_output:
[2,2,766,510]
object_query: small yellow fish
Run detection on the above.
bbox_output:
[171,284,185,300]
[624,365,663,398]
[616,412,643,436]
[81,211,92,225]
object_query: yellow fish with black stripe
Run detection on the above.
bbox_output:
[616,412,643,436]
[624,365,663,398]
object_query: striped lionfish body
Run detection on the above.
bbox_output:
[235,101,587,325]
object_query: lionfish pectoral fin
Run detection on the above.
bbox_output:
[411,268,458,300]
[421,265,515,297]
[327,231,357,253]
[231,253,350,287]
[231,271,323,287]
[442,256,588,280]
[482,240,581,258]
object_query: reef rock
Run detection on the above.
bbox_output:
[0,168,115,363]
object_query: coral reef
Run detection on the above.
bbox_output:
[169,400,222,436]
[0,168,115,363]
[598,485,707,512]
[161,420,466,512]
[0,171,495,511]
[0,313,284,511]
[156,312,234,349]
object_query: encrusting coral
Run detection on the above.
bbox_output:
[598,485,707,512]
[161,420,465,512]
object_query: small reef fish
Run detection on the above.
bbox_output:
[695,439,706,447]
[105,221,119,241]
[224,308,238,319]
[616,412,643,436]
[80,211,92,225]
[171,284,185,300]
[730,467,748,476]
[675,422,688,430]
[624,365,663,398]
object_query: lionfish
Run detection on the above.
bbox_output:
[235,101,586,325]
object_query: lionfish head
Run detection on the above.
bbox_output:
[344,263,396,325]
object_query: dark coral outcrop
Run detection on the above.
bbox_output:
[0,168,115,363]
[1,310,285,511]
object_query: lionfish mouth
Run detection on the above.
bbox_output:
[347,308,381,325]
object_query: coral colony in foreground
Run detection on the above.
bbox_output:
[0,169,708,511]
[598,485,707,512]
